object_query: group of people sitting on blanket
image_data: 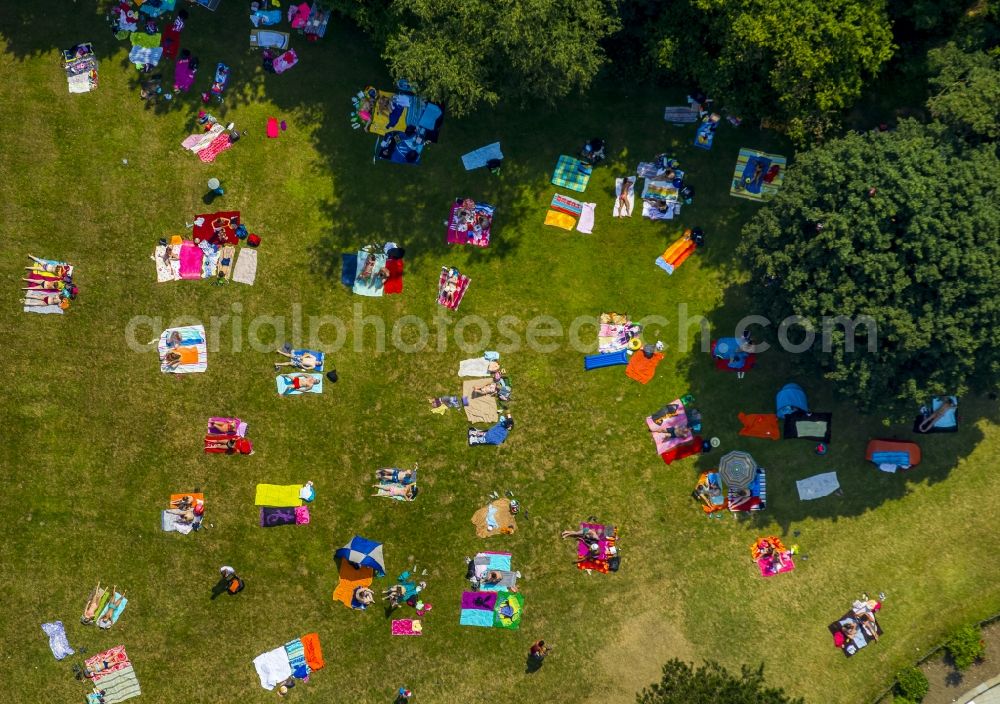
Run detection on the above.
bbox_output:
[560,525,618,565]
[381,570,428,610]
[452,198,492,242]
[165,493,206,525]
[22,256,79,309]
[465,558,521,593]
[372,466,418,501]
[430,361,512,409]
[840,598,881,643]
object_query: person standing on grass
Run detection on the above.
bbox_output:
[529,639,551,664]
[394,686,413,703]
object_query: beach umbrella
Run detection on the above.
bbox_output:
[718,450,758,489]
[334,535,385,576]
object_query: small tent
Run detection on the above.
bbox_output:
[334,535,385,577]
[776,383,808,419]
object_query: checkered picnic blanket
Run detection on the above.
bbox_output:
[551,155,591,192]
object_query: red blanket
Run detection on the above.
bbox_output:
[661,437,702,464]
[161,26,181,60]
[384,258,404,294]
[193,211,240,244]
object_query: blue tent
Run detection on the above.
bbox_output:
[776,383,808,419]
[335,535,385,577]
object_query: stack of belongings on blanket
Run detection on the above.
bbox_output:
[637,155,693,221]
[655,227,704,275]
[204,417,253,455]
[543,193,595,234]
[574,522,620,574]
[83,645,141,703]
[252,633,324,691]
[433,352,514,446]
[63,43,99,93]
[446,197,495,247]
[332,535,386,610]
[751,536,794,577]
[153,211,259,285]
[373,466,418,502]
[22,256,78,314]
[829,598,883,657]
[158,325,208,373]
[350,84,444,164]
[161,492,205,534]
[255,482,314,528]
[436,265,470,309]
[341,243,405,296]
[460,552,524,629]
[471,497,518,538]
[646,395,703,464]
[181,110,240,163]
[583,312,642,370]
[80,583,128,630]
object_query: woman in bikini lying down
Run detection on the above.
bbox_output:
[23,294,69,308]
[372,483,418,500]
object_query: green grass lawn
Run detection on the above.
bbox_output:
[2,5,999,704]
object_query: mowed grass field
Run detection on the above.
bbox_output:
[1,4,999,704]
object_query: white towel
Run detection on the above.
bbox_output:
[795,472,840,500]
[458,357,490,377]
[576,203,596,234]
[153,245,180,282]
[232,249,258,285]
[253,647,292,690]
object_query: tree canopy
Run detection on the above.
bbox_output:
[637,659,804,704]
[926,43,1000,143]
[739,121,1000,412]
[375,0,620,116]
[649,0,894,143]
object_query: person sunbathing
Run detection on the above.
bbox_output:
[650,424,692,440]
[617,177,634,216]
[97,589,126,627]
[376,468,416,485]
[841,620,859,640]
[852,600,880,640]
[274,348,320,371]
[22,278,67,291]
[372,483,417,500]
[164,347,199,370]
[282,374,319,392]
[757,540,786,570]
[26,256,68,277]
[205,436,253,454]
[561,528,600,544]
[208,419,237,434]
[81,584,104,624]
[23,294,69,308]
[471,381,498,398]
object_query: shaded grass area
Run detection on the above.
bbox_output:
[1,4,999,704]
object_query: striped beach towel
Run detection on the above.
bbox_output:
[284,637,311,678]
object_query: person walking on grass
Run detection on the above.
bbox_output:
[526,639,552,672]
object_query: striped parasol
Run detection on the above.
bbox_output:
[718,450,758,490]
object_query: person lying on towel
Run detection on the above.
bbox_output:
[273,347,321,371]
[375,467,416,484]
[281,373,319,392]
[205,436,254,455]
[164,346,200,370]
[650,424,693,440]
[755,538,787,571]
[372,483,417,500]
[430,396,465,409]
[468,415,514,445]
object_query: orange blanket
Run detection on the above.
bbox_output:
[169,492,204,506]
[300,632,325,671]
[738,413,780,440]
[625,351,663,384]
[332,561,373,608]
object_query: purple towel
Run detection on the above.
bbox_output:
[460,591,497,611]
[260,507,297,527]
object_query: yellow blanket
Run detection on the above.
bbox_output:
[254,484,302,507]
[544,210,576,230]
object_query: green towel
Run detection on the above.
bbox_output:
[795,420,828,437]
[130,32,162,49]
[254,484,303,507]
[96,665,141,704]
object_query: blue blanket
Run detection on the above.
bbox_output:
[461,142,503,170]
[872,451,911,466]
[741,156,771,194]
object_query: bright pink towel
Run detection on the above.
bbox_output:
[266,117,279,138]
[178,242,204,279]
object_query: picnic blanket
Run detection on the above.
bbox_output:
[664,106,699,124]
[260,506,310,526]
[198,133,234,163]
[460,590,522,628]
[232,248,257,285]
[353,250,387,296]
[829,610,882,657]
[383,258,404,294]
[41,621,74,660]
[642,198,679,220]
[757,554,795,577]
[544,210,576,230]
[273,48,299,74]
[642,179,678,201]
[471,499,517,538]
[255,484,304,507]
[158,325,207,373]
[177,241,203,279]
[656,233,696,275]
[161,26,181,60]
[730,148,786,202]
[738,413,781,440]
[575,523,618,573]
[463,378,500,424]
[446,200,494,247]
[694,121,715,150]
[437,267,470,310]
[182,125,226,155]
[253,647,292,690]
[276,373,322,395]
[576,202,596,234]
[783,411,832,442]
[332,561,374,609]
[128,45,163,67]
[614,177,636,217]
[796,472,840,500]
[173,58,196,92]
[251,29,290,50]
[729,468,767,512]
[461,142,502,170]
[866,439,921,468]
[626,351,663,384]
[646,400,695,456]
[458,357,492,377]
[86,646,140,703]
[392,619,423,635]
[551,155,591,192]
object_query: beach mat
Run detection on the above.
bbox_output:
[276,373,323,395]
[463,378,499,424]
[471,499,517,538]
[254,484,303,507]
[332,561,373,608]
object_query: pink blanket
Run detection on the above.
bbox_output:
[391,619,422,636]
[198,133,233,163]
[757,554,795,577]
[646,399,690,454]
[178,242,204,279]
[273,49,298,74]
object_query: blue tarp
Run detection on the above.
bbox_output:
[776,383,809,419]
